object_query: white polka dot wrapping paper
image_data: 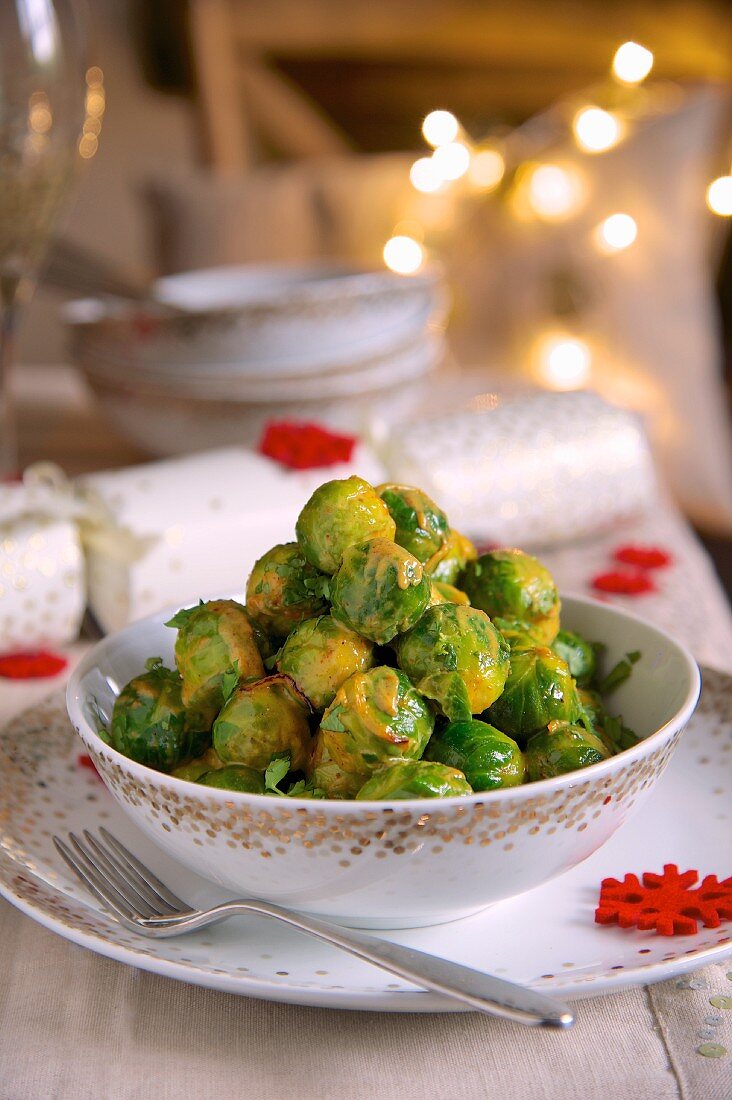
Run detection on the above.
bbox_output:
[0,506,85,654]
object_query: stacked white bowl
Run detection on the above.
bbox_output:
[65,263,448,455]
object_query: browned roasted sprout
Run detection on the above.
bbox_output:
[309,666,434,797]
[167,599,265,729]
[213,674,312,771]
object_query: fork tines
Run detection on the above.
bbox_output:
[53,828,190,924]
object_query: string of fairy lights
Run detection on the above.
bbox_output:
[383,40,732,392]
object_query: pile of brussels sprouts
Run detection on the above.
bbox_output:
[109,476,639,801]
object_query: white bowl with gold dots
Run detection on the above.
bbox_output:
[66,595,700,929]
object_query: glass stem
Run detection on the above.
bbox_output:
[0,281,19,479]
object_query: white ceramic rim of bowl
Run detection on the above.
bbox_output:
[78,335,443,402]
[63,263,442,324]
[67,594,701,811]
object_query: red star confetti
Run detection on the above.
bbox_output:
[0,650,68,679]
[613,544,673,569]
[259,421,357,470]
[595,864,732,936]
[591,570,657,596]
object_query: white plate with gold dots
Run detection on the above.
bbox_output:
[1,669,730,1011]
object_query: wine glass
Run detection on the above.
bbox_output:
[0,0,87,477]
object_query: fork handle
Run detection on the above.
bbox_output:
[149,900,573,1027]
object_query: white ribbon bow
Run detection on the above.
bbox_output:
[0,463,155,564]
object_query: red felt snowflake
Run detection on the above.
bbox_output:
[613,544,673,569]
[595,864,732,936]
[0,650,68,679]
[258,420,357,470]
[591,569,657,596]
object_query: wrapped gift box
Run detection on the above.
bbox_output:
[78,445,386,633]
[0,479,85,654]
[382,391,658,546]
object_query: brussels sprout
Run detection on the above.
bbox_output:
[425,719,525,790]
[171,746,224,782]
[111,662,209,772]
[330,538,432,645]
[425,529,477,585]
[196,764,266,793]
[167,598,265,730]
[430,581,471,607]
[396,604,510,720]
[574,689,638,754]
[248,616,278,663]
[462,549,560,644]
[486,646,581,741]
[552,629,596,687]
[577,687,605,730]
[309,666,434,798]
[494,617,545,650]
[525,720,610,781]
[376,484,449,563]
[276,613,375,710]
[356,760,472,800]
[296,476,396,574]
[213,674,312,771]
[245,543,329,638]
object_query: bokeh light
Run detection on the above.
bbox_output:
[28,92,52,134]
[383,235,425,274]
[422,110,459,148]
[534,333,592,390]
[431,141,471,181]
[468,148,505,191]
[409,156,443,193]
[706,175,732,216]
[79,66,105,159]
[612,41,654,85]
[526,164,584,221]
[573,107,623,153]
[595,213,638,252]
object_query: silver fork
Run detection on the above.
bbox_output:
[54,828,574,1028]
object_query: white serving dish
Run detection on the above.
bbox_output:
[66,595,700,929]
[65,263,447,378]
[80,333,443,401]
